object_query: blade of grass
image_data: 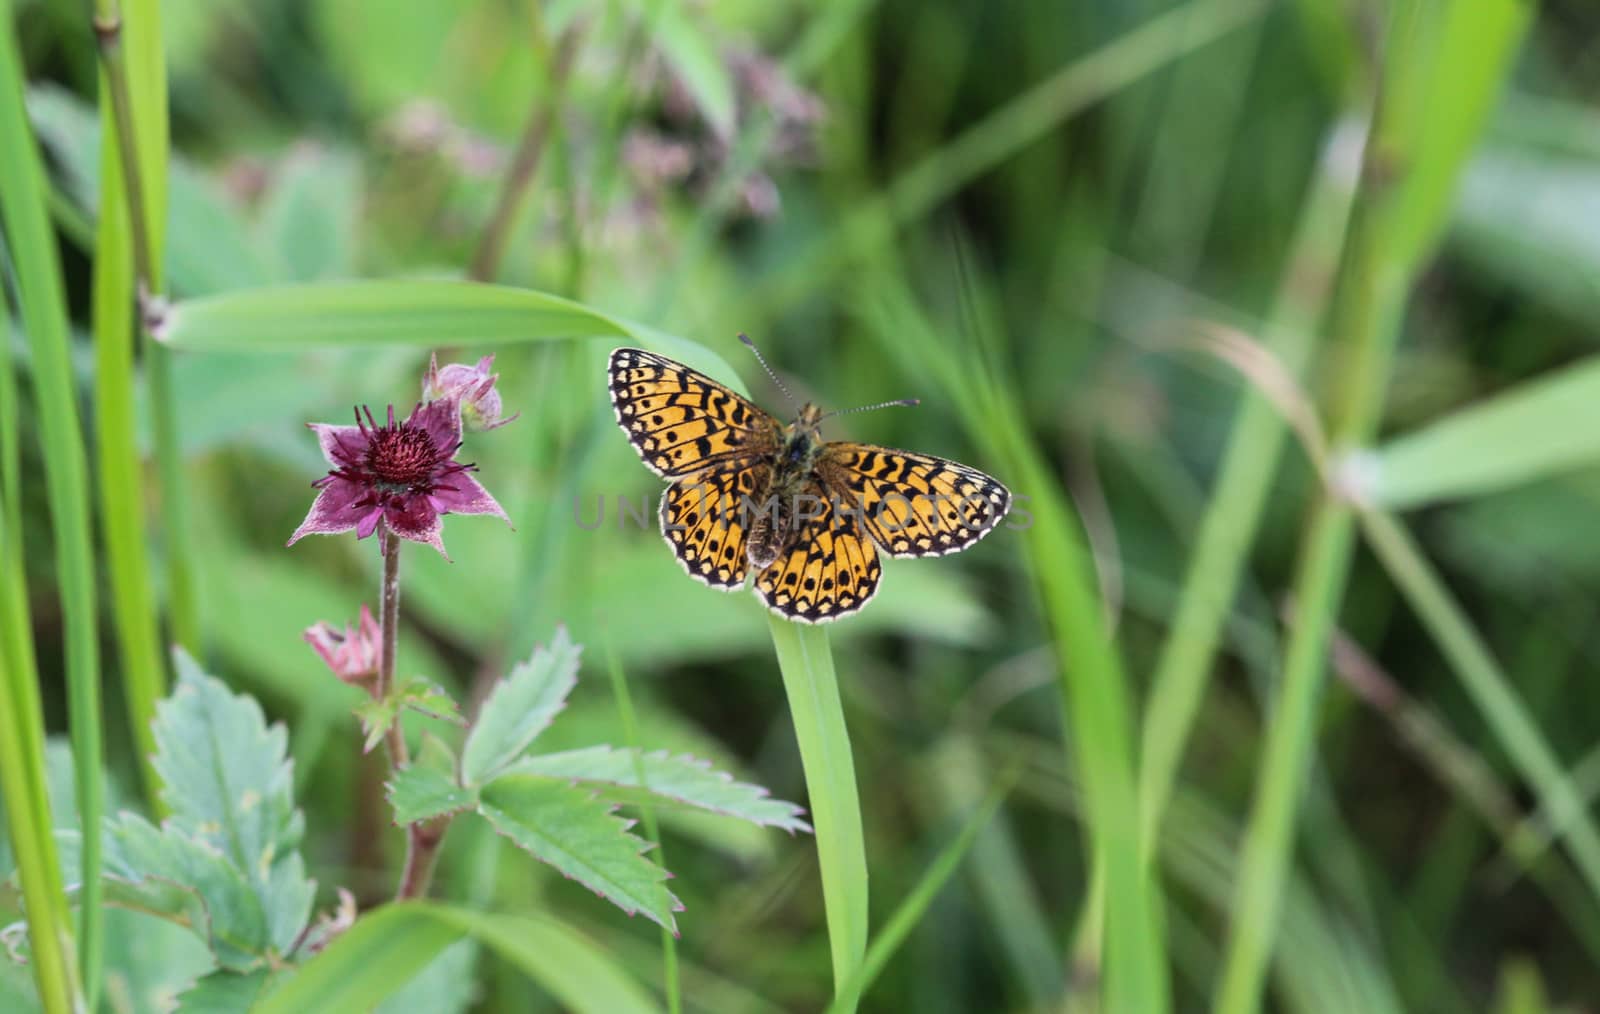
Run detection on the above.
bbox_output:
[1358,509,1600,902]
[854,264,1168,1011]
[0,5,105,1003]
[255,903,658,1014]
[740,0,1272,322]
[603,641,681,1014]
[91,0,167,809]
[1366,355,1600,509]
[93,0,195,656]
[153,279,743,382]
[1215,3,1530,1009]
[825,760,1019,1014]
[1138,118,1364,855]
[766,615,868,1009]
[0,308,78,1013]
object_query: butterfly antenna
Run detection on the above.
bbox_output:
[739,333,801,409]
[817,398,921,423]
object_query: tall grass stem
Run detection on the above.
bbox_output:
[766,615,868,1009]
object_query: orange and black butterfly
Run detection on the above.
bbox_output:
[607,339,1010,623]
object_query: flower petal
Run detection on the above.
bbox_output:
[356,505,386,539]
[310,422,370,469]
[288,478,373,545]
[429,471,509,521]
[385,494,449,558]
[410,397,462,456]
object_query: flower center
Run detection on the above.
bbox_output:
[365,424,441,490]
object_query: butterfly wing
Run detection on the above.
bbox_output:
[818,443,1010,558]
[609,348,779,478]
[660,463,770,590]
[754,490,882,623]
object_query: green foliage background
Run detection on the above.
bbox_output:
[6,0,1600,1010]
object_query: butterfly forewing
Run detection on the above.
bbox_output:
[753,490,882,622]
[819,443,1011,558]
[608,348,778,477]
[660,464,769,590]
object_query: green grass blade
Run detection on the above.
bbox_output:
[1368,355,1600,509]
[603,643,681,1014]
[766,615,868,1009]
[1138,120,1362,855]
[91,2,167,810]
[0,314,78,1012]
[743,0,1271,320]
[855,268,1168,1011]
[254,903,658,1014]
[154,279,742,380]
[1215,2,1530,1008]
[0,6,103,1003]
[825,762,1018,1014]
[1359,509,1600,902]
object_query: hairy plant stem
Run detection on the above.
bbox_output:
[377,531,451,900]
[377,531,407,766]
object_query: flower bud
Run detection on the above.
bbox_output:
[423,353,518,431]
[304,605,382,685]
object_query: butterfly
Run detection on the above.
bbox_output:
[607,340,1011,623]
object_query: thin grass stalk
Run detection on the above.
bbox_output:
[766,615,868,1009]
[949,264,1169,1011]
[1358,510,1600,902]
[1215,0,1530,1003]
[0,308,79,1013]
[90,0,166,808]
[852,268,1167,1010]
[0,7,106,1003]
[1137,119,1365,854]
[740,0,1271,323]
[467,11,581,283]
[825,762,1018,1014]
[603,643,681,1014]
[95,0,196,655]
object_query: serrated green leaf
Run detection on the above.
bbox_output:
[175,967,280,1014]
[154,651,315,954]
[353,696,399,755]
[399,676,464,725]
[477,774,681,932]
[96,816,270,971]
[102,908,215,1014]
[414,732,458,777]
[507,747,810,833]
[461,628,581,786]
[388,766,476,826]
[355,678,464,754]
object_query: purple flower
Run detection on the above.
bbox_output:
[288,400,508,557]
[304,605,382,685]
[423,353,518,432]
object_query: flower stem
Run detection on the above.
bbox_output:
[378,531,407,767]
[376,529,451,900]
[396,816,451,902]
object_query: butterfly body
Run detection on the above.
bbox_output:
[747,403,827,569]
[608,347,1010,623]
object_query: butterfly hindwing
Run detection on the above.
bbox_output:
[754,491,882,623]
[609,348,778,477]
[820,443,1010,558]
[660,464,769,590]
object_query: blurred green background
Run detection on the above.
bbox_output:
[7,0,1600,1009]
